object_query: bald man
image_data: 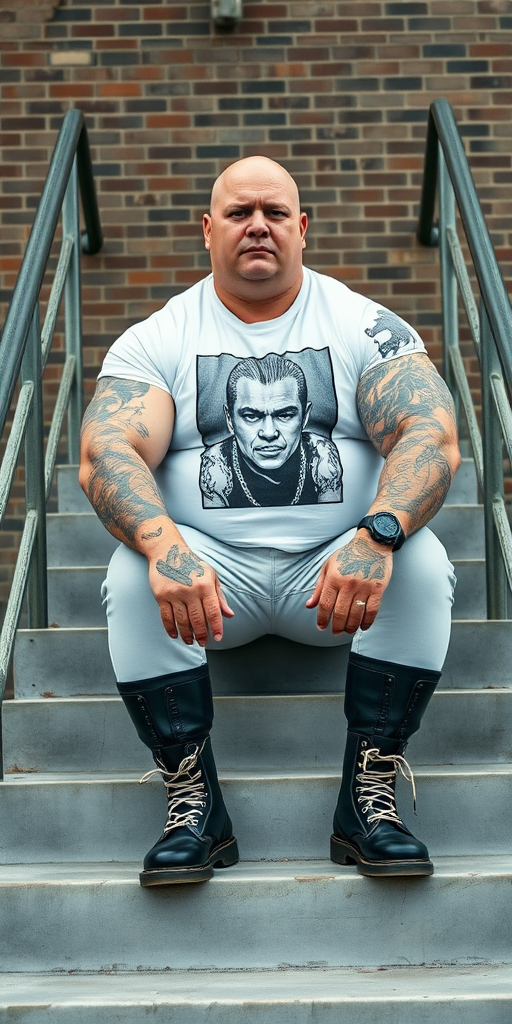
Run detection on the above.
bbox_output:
[80,156,459,887]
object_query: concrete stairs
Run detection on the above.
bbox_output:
[2,458,512,1020]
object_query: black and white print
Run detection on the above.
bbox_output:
[365,309,417,359]
[196,349,343,509]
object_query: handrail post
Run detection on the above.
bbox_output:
[438,145,459,421]
[63,157,82,464]
[22,304,48,629]
[481,302,508,619]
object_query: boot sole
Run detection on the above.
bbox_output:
[139,836,240,887]
[330,834,434,877]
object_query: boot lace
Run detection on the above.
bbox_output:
[355,746,417,825]
[139,740,207,834]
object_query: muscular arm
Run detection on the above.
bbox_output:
[79,377,232,645]
[307,353,460,634]
[356,352,460,534]
[79,377,173,548]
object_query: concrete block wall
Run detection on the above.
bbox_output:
[1,0,512,602]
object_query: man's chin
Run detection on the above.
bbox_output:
[249,455,288,471]
[238,255,279,281]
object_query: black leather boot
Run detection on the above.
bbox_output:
[117,666,239,886]
[331,652,441,877]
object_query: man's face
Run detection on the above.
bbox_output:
[203,159,307,302]
[225,377,310,471]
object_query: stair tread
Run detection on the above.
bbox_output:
[1,855,512,883]
[4,762,512,784]
[7,686,512,706]
[2,963,512,1005]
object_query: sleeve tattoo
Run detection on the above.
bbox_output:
[81,377,169,545]
[356,355,458,531]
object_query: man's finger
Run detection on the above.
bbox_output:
[173,600,195,645]
[203,594,225,643]
[343,596,368,635]
[159,602,178,640]
[305,567,326,609]
[359,592,381,631]
[315,580,338,630]
[187,599,209,647]
[216,581,235,619]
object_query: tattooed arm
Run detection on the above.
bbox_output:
[79,377,233,646]
[307,353,460,635]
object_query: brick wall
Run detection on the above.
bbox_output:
[1,0,512,603]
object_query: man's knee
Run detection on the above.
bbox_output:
[394,527,455,602]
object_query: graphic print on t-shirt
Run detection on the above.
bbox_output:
[364,309,416,360]
[196,348,343,509]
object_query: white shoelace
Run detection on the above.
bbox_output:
[139,740,207,835]
[355,746,417,825]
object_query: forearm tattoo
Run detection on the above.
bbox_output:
[156,546,205,587]
[336,536,386,581]
[141,526,163,541]
[356,355,457,531]
[81,377,168,545]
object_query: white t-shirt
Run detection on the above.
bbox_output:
[99,267,426,552]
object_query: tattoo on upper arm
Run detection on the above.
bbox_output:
[82,377,168,543]
[156,546,205,587]
[356,355,455,453]
[356,355,458,527]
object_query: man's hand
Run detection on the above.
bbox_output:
[306,532,393,634]
[148,542,234,647]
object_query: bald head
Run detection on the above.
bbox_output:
[203,155,308,320]
[210,156,301,214]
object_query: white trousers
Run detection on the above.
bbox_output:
[102,525,456,683]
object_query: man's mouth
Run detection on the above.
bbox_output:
[242,246,274,254]
[254,445,286,456]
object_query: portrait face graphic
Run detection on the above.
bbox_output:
[225,376,310,471]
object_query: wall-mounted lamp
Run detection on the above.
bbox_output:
[211,0,242,30]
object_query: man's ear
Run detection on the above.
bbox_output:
[300,211,308,249]
[224,404,234,434]
[203,213,212,250]
[302,401,312,429]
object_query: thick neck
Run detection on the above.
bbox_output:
[212,275,303,323]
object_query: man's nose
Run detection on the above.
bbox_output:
[258,416,279,439]
[247,210,269,236]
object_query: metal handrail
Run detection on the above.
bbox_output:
[418,98,512,618]
[0,110,102,777]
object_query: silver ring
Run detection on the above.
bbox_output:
[355,599,366,607]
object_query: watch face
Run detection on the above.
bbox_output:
[373,513,400,539]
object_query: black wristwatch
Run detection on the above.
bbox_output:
[357,512,405,551]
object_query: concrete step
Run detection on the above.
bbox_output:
[47,514,117,567]
[59,459,480,510]
[46,506,485,574]
[429,504,484,559]
[2,964,511,1024]
[1,763,511,863]
[0,856,511,971]
[45,546,485,618]
[45,539,487,626]
[5,690,512,773]
[445,457,478,504]
[46,505,483,572]
[57,465,90,514]
[47,567,105,628]
[13,619,512,698]
[452,559,485,618]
